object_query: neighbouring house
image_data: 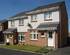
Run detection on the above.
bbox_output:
[0,19,8,44]
[3,1,68,48]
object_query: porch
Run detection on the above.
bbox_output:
[3,28,18,45]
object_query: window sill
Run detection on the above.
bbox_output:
[19,24,24,26]
[44,19,52,21]
[30,39,38,40]
[19,40,25,42]
[41,36,45,37]
[31,20,37,22]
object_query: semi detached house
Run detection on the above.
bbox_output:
[3,2,68,48]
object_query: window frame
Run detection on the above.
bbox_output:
[44,12,52,21]
[19,19,24,26]
[31,14,37,22]
[30,31,38,40]
[18,33,25,42]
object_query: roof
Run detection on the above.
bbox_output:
[26,1,65,15]
[3,28,17,33]
[10,11,28,18]
[8,16,27,20]
[8,1,65,20]
[0,19,8,23]
[31,2,64,11]
[37,22,59,31]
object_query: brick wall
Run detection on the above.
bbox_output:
[25,32,48,47]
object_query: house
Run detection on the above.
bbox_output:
[0,19,8,44]
[3,2,68,48]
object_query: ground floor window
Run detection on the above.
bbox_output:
[18,33,25,41]
[30,31,38,40]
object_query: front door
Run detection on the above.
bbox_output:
[47,31,55,47]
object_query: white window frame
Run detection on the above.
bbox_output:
[44,12,52,20]
[30,31,38,40]
[18,33,25,42]
[31,15,37,21]
[19,19,24,25]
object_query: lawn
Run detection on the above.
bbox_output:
[0,45,52,53]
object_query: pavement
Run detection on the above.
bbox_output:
[0,48,42,55]
[47,46,70,55]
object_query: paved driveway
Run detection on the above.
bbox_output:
[48,47,70,55]
[0,48,42,55]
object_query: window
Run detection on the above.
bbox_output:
[18,33,25,41]
[41,32,46,37]
[11,20,14,26]
[30,31,38,40]
[41,32,44,35]
[31,15,37,22]
[44,12,52,21]
[19,19,24,25]
[48,32,52,38]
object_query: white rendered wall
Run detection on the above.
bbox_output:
[29,10,59,29]
[8,10,59,32]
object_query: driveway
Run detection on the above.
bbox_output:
[48,47,70,55]
[0,48,42,55]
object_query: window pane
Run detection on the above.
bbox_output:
[44,12,52,20]
[34,34,36,39]
[49,32,52,38]
[18,35,21,40]
[31,15,37,21]
[19,19,24,25]
[30,31,38,40]
[18,33,25,41]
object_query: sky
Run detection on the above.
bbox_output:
[0,0,70,31]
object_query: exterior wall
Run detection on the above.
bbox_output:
[8,10,60,47]
[25,31,48,47]
[54,3,68,48]
[58,3,68,47]
[8,10,60,31]
[28,11,59,29]
[24,31,57,48]
[8,19,29,32]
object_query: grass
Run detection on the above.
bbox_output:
[0,45,53,53]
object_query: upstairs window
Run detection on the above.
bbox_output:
[11,20,15,27]
[44,12,52,21]
[19,19,24,26]
[31,15,37,22]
